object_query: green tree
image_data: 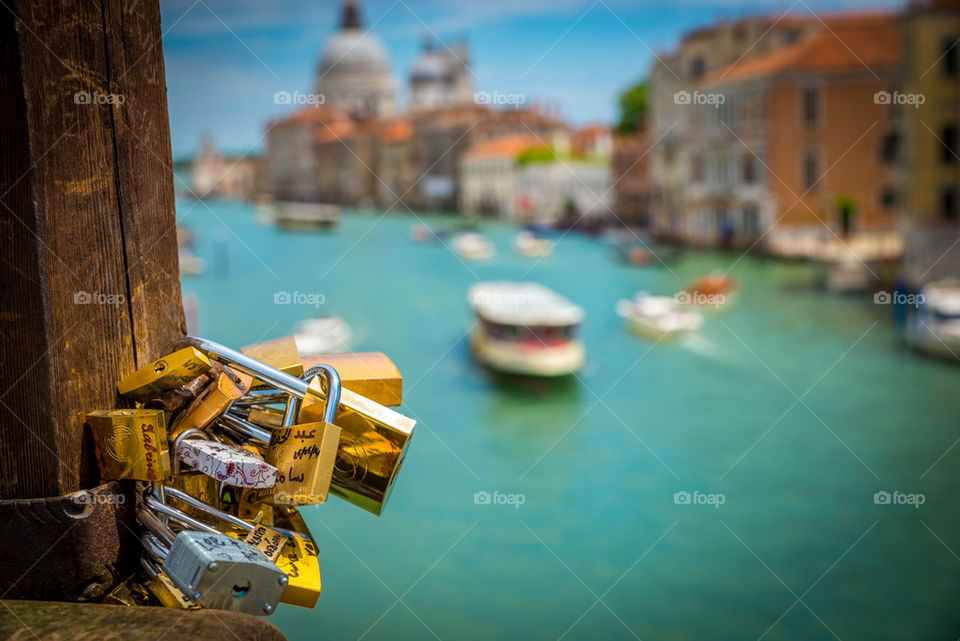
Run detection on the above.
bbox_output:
[617,81,648,134]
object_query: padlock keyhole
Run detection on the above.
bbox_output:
[153,362,166,373]
[232,581,251,599]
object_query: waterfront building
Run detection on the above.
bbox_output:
[410,37,474,111]
[315,0,395,119]
[189,134,258,200]
[459,134,541,217]
[898,0,960,286]
[612,132,653,226]
[377,119,416,209]
[650,12,902,251]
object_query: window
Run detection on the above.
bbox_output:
[943,187,958,221]
[802,86,819,128]
[941,125,958,164]
[742,153,757,184]
[690,56,706,79]
[880,131,900,164]
[803,149,819,189]
[879,188,898,210]
[691,154,705,182]
[944,37,959,77]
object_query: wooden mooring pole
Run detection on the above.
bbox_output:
[0,2,285,638]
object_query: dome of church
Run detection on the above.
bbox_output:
[315,0,395,118]
[319,29,391,76]
[411,51,450,82]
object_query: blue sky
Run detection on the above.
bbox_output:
[160,0,902,159]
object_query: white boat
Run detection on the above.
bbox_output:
[468,282,585,377]
[514,231,552,258]
[616,292,702,342]
[179,251,206,276]
[821,250,878,294]
[264,202,341,230]
[453,232,494,260]
[293,316,352,356]
[906,279,960,361]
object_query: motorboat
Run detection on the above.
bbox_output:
[514,231,552,258]
[453,231,494,260]
[468,282,585,377]
[906,279,960,361]
[292,316,352,356]
[616,292,702,342]
[680,272,738,310]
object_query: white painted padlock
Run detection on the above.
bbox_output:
[177,438,277,488]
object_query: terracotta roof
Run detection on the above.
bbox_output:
[314,119,354,143]
[463,134,542,159]
[380,119,413,143]
[706,12,901,85]
[272,105,347,126]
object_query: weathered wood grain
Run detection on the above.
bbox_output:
[0,0,184,501]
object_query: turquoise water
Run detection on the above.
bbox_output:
[179,199,960,641]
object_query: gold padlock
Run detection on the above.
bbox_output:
[87,409,170,481]
[299,377,414,516]
[102,575,151,606]
[169,471,223,516]
[302,352,403,406]
[117,347,211,402]
[242,336,304,388]
[272,507,322,609]
[267,421,341,506]
[169,368,251,438]
[247,406,284,428]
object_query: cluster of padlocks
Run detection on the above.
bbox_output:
[86,336,415,615]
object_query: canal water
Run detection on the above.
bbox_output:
[179,198,960,641]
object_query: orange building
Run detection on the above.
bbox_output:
[651,12,903,251]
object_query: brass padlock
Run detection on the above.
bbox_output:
[163,338,415,515]
[242,336,304,389]
[87,409,170,481]
[169,367,252,439]
[271,507,322,609]
[101,575,151,606]
[246,406,284,428]
[267,367,341,506]
[299,374,414,516]
[302,352,403,406]
[140,556,201,610]
[117,347,212,402]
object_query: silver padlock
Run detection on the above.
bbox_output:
[137,501,288,615]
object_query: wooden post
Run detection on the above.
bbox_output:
[0,0,185,499]
[0,0,184,601]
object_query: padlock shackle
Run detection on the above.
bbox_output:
[140,555,160,579]
[220,412,272,443]
[301,365,340,424]
[137,505,176,548]
[163,485,254,534]
[142,533,169,561]
[144,494,220,536]
[165,337,341,418]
